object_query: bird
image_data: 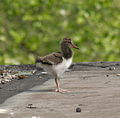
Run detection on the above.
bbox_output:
[36,38,79,93]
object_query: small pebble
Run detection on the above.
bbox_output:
[18,75,27,79]
[41,72,47,74]
[106,75,109,77]
[0,70,6,75]
[109,67,115,70]
[76,107,81,112]
[11,75,16,79]
[116,74,120,76]
[1,80,6,84]
[5,75,12,80]
[32,70,36,74]
[4,78,11,82]
[27,104,36,109]
[27,104,33,108]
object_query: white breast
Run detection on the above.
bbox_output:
[53,57,72,77]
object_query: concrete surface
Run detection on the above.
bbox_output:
[0,63,120,118]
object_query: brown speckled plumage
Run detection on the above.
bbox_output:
[36,52,63,65]
[36,38,79,92]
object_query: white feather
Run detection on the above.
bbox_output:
[53,57,72,77]
[36,57,72,77]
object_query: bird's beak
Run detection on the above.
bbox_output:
[70,42,79,49]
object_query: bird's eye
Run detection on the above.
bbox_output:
[64,38,68,40]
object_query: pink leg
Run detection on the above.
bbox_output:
[55,77,69,93]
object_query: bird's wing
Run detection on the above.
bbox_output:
[36,52,63,65]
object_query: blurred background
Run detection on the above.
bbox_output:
[0,0,120,64]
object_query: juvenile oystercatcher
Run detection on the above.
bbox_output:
[36,38,79,92]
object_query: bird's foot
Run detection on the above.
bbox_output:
[55,88,69,93]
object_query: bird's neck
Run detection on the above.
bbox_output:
[61,43,73,59]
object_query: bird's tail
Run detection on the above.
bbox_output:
[35,56,43,71]
[35,56,42,63]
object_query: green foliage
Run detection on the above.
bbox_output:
[0,0,120,64]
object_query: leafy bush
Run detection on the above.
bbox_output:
[0,0,120,64]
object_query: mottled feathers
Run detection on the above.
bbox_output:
[36,52,63,65]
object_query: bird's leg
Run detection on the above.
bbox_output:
[55,77,69,93]
[55,77,60,92]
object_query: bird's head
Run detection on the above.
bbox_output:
[62,38,79,49]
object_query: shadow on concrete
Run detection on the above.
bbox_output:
[26,89,54,93]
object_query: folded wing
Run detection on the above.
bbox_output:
[36,52,63,65]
